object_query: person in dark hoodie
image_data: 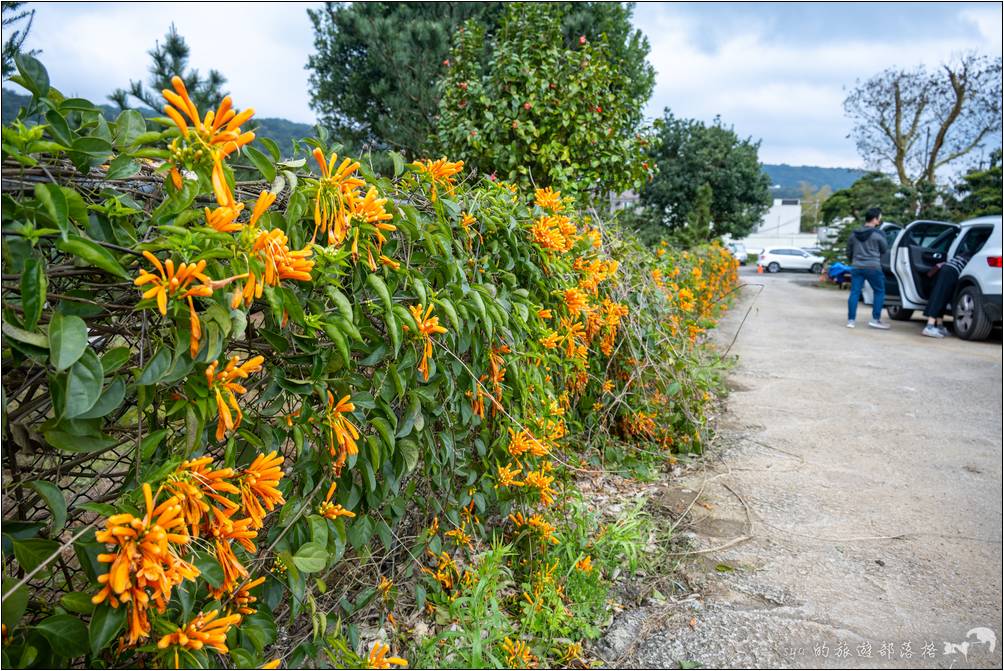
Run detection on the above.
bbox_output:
[845,207,891,329]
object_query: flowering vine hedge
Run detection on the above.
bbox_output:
[1,55,737,669]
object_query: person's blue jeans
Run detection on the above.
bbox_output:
[847,267,885,321]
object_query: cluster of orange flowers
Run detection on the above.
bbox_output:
[322,391,360,475]
[134,253,214,357]
[205,354,265,441]
[162,76,254,194]
[310,148,397,270]
[368,641,409,669]
[411,157,464,203]
[530,214,578,253]
[93,451,283,651]
[406,304,449,381]
[502,637,538,669]
[508,511,558,545]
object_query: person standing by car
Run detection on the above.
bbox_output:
[845,207,891,329]
[919,251,973,338]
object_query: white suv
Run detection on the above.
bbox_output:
[758,247,825,274]
[886,215,1002,340]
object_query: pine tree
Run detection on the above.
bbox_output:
[2,2,40,79]
[109,23,227,112]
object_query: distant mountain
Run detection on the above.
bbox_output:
[2,88,314,157]
[762,163,867,199]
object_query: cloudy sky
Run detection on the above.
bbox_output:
[15,2,1003,168]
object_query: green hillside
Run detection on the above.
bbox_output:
[762,163,866,198]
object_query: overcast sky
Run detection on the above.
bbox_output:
[15,2,1003,168]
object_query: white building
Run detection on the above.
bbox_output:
[754,198,802,236]
[727,198,824,254]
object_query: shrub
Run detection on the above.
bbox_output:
[1,55,735,668]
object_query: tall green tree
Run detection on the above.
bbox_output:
[2,2,39,79]
[306,2,653,158]
[434,3,652,202]
[635,111,771,240]
[819,172,913,227]
[109,23,227,112]
[948,149,1003,218]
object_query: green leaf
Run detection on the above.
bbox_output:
[89,604,125,655]
[137,347,171,385]
[76,377,125,419]
[55,235,130,279]
[398,439,420,473]
[140,428,168,458]
[20,257,47,331]
[193,553,225,588]
[44,110,72,146]
[12,538,59,573]
[70,136,113,158]
[36,614,88,659]
[371,416,395,451]
[43,429,116,453]
[244,146,276,182]
[60,592,95,615]
[26,481,67,534]
[2,320,49,349]
[292,542,328,573]
[389,151,405,177]
[1,577,29,629]
[35,182,68,234]
[64,348,104,418]
[366,273,393,314]
[105,155,139,180]
[259,136,281,161]
[113,109,146,148]
[321,320,350,367]
[100,347,131,374]
[48,312,88,371]
[15,53,49,97]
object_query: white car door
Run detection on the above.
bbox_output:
[891,221,960,308]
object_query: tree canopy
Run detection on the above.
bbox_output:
[109,23,227,112]
[306,2,654,159]
[434,3,653,200]
[948,149,1003,219]
[819,172,914,228]
[844,54,1003,189]
[635,111,771,240]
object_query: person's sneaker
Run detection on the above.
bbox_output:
[846,320,856,328]
[868,320,891,330]
[937,325,950,337]
[921,325,945,338]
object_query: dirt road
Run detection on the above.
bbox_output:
[604,268,1003,669]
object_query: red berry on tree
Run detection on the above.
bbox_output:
[579,35,587,45]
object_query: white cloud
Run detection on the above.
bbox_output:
[634,3,1002,167]
[20,2,323,122]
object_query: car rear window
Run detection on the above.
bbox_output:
[957,226,994,256]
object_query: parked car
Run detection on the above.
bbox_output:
[883,215,1002,340]
[727,242,748,265]
[758,247,825,274]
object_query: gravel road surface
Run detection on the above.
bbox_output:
[603,267,1003,669]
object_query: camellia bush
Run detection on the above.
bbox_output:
[1,55,737,669]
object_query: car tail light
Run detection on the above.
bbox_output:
[988,256,1003,268]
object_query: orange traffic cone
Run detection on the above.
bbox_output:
[757,264,763,274]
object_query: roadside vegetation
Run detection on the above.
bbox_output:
[0,35,737,669]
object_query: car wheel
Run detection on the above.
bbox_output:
[886,305,914,321]
[952,286,993,341]
[810,263,823,274]
[767,262,780,273]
